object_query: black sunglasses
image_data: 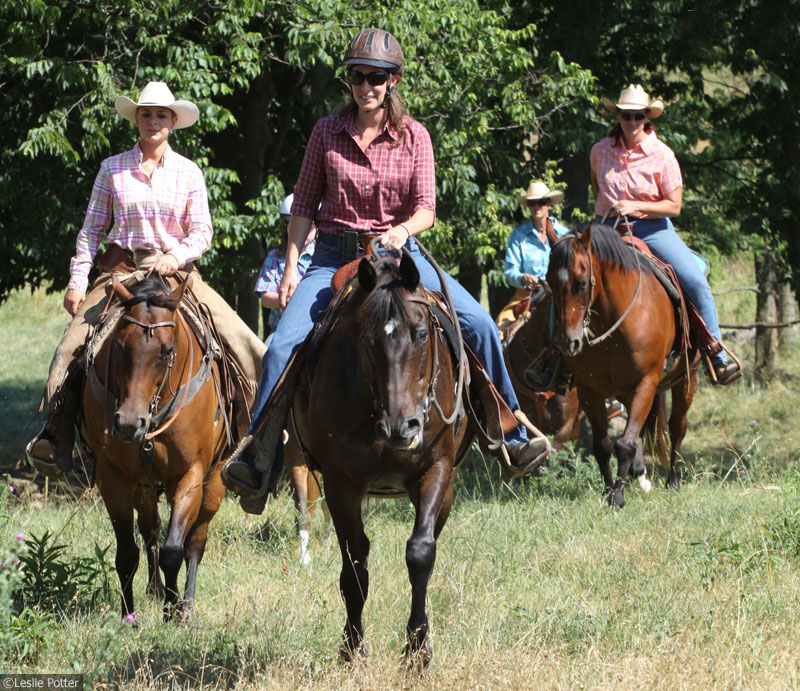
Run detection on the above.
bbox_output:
[619,111,647,122]
[526,199,550,207]
[346,69,391,86]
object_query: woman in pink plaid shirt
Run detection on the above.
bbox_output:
[224,28,549,499]
[27,81,266,477]
[591,84,740,385]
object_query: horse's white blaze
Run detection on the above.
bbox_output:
[299,528,311,565]
[637,475,652,493]
[558,267,569,283]
[384,319,398,335]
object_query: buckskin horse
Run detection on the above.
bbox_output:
[502,287,585,451]
[546,221,699,508]
[289,244,473,667]
[81,276,233,621]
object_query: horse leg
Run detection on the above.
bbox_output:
[133,484,164,599]
[179,469,225,619]
[404,462,454,669]
[611,379,658,508]
[160,465,204,620]
[286,436,313,565]
[325,477,370,661]
[96,468,139,620]
[581,391,614,496]
[666,370,697,490]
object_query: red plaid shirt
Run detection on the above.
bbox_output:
[291,112,436,235]
[590,131,683,216]
[68,143,212,291]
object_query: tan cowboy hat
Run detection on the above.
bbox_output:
[115,81,199,129]
[516,181,565,205]
[602,84,664,119]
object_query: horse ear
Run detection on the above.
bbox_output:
[545,219,561,246]
[399,252,420,292]
[111,275,133,302]
[580,221,594,249]
[169,278,187,304]
[357,257,377,292]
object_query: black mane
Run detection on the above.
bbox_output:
[550,221,656,276]
[122,278,181,311]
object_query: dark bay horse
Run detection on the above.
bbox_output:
[546,221,699,507]
[502,288,584,450]
[82,277,228,621]
[292,248,472,666]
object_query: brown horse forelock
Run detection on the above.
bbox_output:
[549,221,656,277]
[121,277,182,312]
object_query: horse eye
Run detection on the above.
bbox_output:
[415,328,429,344]
[160,344,175,360]
[574,280,588,293]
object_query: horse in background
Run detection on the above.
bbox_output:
[291,247,472,667]
[82,277,232,621]
[546,221,699,508]
[501,287,585,451]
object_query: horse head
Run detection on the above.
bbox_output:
[109,276,186,443]
[355,251,433,450]
[546,221,595,356]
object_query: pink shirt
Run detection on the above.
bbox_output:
[68,143,213,291]
[291,112,435,235]
[590,131,683,216]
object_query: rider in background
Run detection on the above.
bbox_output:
[591,84,740,385]
[254,194,316,346]
[26,81,265,476]
[224,28,549,495]
[497,181,569,342]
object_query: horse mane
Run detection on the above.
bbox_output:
[123,278,181,311]
[551,221,656,276]
[358,261,412,342]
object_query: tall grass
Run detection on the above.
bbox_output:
[2,258,799,688]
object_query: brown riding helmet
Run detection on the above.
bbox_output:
[344,28,404,74]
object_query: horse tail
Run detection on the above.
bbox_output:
[642,392,669,470]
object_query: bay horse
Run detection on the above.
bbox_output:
[502,287,584,451]
[81,276,228,621]
[291,246,472,667]
[546,221,699,508]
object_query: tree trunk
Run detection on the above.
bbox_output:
[753,250,779,383]
[778,281,797,349]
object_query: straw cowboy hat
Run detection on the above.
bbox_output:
[114,81,199,129]
[602,84,664,119]
[516,181,565,205]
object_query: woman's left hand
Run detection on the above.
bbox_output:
[614,200,643,218]
[380,225,411,251]
[153,254,180,276]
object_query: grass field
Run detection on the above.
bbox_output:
[2,255,800,688]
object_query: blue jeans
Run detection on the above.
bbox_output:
[600,217,725,364]
[250,237,528,444]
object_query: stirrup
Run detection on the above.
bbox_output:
[26,437,63,479]
[703,342,743,386]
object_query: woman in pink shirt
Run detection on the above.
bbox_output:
[224,28,549,497]
[27,82,265,476]
[591,84,740,385]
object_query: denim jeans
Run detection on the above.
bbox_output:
[250,237,528,444]
[599,216,725,364]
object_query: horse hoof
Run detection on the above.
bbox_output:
[403,642,433,672]
[339,639,371,663]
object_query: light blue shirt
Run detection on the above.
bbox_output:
[504,218,570,288]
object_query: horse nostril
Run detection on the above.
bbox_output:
[405,417,422,435]
[375,419,390,440]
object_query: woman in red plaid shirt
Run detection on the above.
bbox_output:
[224,28,549,498]
[27,81,265,477]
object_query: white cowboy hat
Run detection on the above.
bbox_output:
[602,84,664,119]
[114,81,199,129]
[516,181,565,205]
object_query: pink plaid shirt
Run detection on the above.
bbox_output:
[590,131,683,216]
[68,143,213,291]
[292,112,435,235]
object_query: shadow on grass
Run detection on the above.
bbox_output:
[0,379,45,465]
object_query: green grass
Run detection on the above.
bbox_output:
[2,258,800,688]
